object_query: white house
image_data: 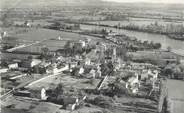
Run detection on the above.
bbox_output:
[79,67,84,74]
[31,59,42,67]
[0,68,8,74]
[58,36,62,40]
[21,59,42,68]
[79,40,86,48]
[85,58,91,65]
[141,69,159,80]
[41,88,47,100]
[94,64,102,78]
[90,69,96,78]
[8,63,18,69]
[108,32,118,36]
[126,73,140,94]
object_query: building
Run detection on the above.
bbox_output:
[79,40,86,48]
[79,67,84,75]
[85,58,91,65]
[21,59,42,68]
[125,73,140,94]
[41,88,47,100]
[90,68,96,78]
[0,68,8,74]
[141,69,159,81]
[8,63,18,69]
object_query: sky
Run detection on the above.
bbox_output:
[103,0,184,4]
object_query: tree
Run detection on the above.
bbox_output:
[64,41,72,56]
[143,41,149,46]
[40,47,50,60]
[27,55,33,60]
[73,43,83,55]
[167,46,171,52]
[117,46,127,60]
[41,47,49,56]
[176,56,181,64]
[55,83,64,96]
[154,43,161,49]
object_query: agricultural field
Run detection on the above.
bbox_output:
[26,72,101,90]
[167,79,184,113]
[12,28,103,42]
[87,18,184,27]
[6,28,105,52]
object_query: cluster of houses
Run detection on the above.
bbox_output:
[119,62,160,94]
[1,34,163,111]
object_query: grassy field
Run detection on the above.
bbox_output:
[167,79,184,113]
[11,28,104,52]
[27,73,100,90]
[129,50,177,60]
[88,18,183,27]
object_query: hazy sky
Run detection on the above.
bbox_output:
[103,0,184,4]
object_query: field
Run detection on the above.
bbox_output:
[129,50,178,60]
[9,28,104,52]
[87,18,183,27]
[26,72,101,90]
[2,96,104,113]
[167,79,184,113]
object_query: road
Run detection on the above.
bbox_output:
[1,65,69,104]
[6,39,49,52]
[26,65,69,87]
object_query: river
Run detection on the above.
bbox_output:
[80,24,184,56]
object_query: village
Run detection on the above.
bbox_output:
[1,25,178,113]
[1,1,184,113]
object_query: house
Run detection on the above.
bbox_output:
[108,31,118,36]
[41,88,47,100]
[79,67,84,74]
[57,56,64,61]
[1,31,8,38]
[152,80,160,92]
[90,69,96,78]
[79,40,86,48]
[39,61,51,68]
[141,69,149,80]
[85,58,91,65]
[97,64,101,77]
[28,87,48,99]
[141,69,159,81]
[69,62,78,68]
[21,59,42,68]
[52,63,68,74]
[0,68,8,74]
[8,63,18,69]
[101,43,107,50]
[75,55,82,60]
[58,36,62,40]
[125,73,140,94]
[151,70,159,80]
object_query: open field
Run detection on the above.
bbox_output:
[167,80,184,100]
[26,73,101,91]
[167,79,184,113]
[88,18,184,27]
[2,96,104,113]
[129,50,179,59]
[7,28,104,52]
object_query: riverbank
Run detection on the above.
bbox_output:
[44,26,184,58]
[68,22,184,41]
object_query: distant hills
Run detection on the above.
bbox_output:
[1,0,184,9]
[1,0,105,8]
